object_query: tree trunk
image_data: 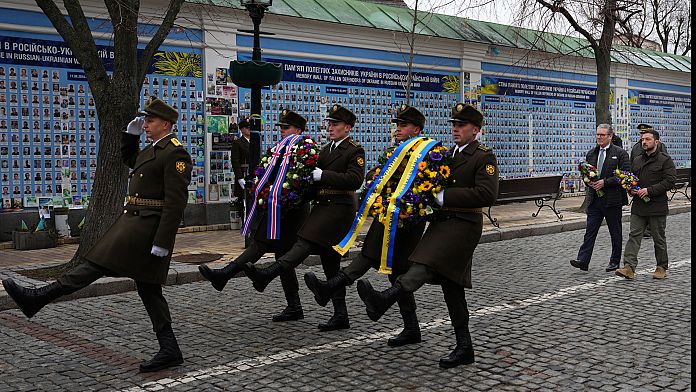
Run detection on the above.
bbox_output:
[594,48,612,126]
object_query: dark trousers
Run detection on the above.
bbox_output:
[57,260,172,333]
[397,263,468,328]
[233,240,299,298]
[577,199,623,264]
[278,238,345,300]
[343,253,417,312]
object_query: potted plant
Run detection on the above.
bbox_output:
[12,219,58,250]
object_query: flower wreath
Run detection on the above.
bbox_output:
[250,135,319,209]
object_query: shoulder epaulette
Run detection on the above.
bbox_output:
[170,138,182,147]
[477,144,491,152]
[349,138,361,148]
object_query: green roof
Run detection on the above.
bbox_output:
[189,0,691,73]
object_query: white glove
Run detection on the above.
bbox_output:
[312,168,323,182]
[126,116,145,135]
[238,178,246,188]
[435,190,444,207]
[150,245,169,257]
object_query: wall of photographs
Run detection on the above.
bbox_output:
[236,55,462,169]
[0,31,204,210]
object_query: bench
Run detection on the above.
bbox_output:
[484,175,564,228]
[669,167,691,201]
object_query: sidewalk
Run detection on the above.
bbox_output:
[1,193,690,310]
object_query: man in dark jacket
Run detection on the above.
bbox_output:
[571,124,631,272]
[2,98,192,373]
[243,105,365,331]
[303,104,428,346]
[199,110,311,322]
[355,103,498,368]
[616,129,676,280]
[231,118,251,224]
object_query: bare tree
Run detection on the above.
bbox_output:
[614,0,654,48]
[36,0,184,269]
[652,0,691,55]
[671,3,691,55]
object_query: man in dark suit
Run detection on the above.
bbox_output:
[570,124,631,272]
[355,103,499,368]
[303,104,428,346]
[231,118,251,220]
[2,98,192,373]
[198,110,311,322]
[243,105,365,331]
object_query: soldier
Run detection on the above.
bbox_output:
[231,118,251,219]
[356,104,499,368]
[199,110,311,322]
[2,97,192,373]
[243,105,365,331]
[303,104,428,346]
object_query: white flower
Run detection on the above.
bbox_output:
[425,206,433,215]
[283,182,291,189]
[310,149,316,155]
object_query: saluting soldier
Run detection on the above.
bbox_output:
[199,110,311,322]
[2,97,193,373]
[356,103,499,368]
[243,105,365,331]
[303,104,428,347]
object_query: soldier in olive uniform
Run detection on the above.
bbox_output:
[243,105,365,331]
[2,98,193,373]
[231,118,251,220]
[304,104,428,346]
[199,110,311,322]
[357,104,499,368]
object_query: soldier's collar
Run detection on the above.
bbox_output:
[153,132,174,148]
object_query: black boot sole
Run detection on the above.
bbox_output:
[2,279,40,319]
[387,334,422,347]
[198,265,228,292]
[304,273,331,307]
[356,280,384,322]
[272,313,304,322]
[318,319,350,332]
[139,356,184,373]
[439,357,475,368]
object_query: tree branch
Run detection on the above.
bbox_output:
[137,0,185,84]
[535,0,599,49]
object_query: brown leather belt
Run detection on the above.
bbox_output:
[318,189,354,196]
[125,195,164,207]
[441,207,482,214]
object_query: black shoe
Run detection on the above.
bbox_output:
[2,279,64,319]
[245,262,284,293]
[356,280,401,322]
[570,259,589,271]
[304,271,351,307]
[643,232,652,238]
[318,298,350,331]
[439,328,475,368]
[198,262,242,292]
[387,310,422,347]
[139,324,184,373]
[605,262,620,272]
[272,305,304,322]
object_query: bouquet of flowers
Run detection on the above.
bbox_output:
[614,169,650,202]
[578,161,604,197]
[366,143,451,228]
[250,135,319,209]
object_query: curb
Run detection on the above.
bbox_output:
[0,205,690,311]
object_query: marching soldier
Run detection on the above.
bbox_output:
[199,110,311,322]
[2,97,193,373]
[303,104,428,346]
[356,104,499,368]
[243,105,365,331]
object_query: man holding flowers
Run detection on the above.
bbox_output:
[304,104,430,347]
[198,110,313,322]
[570,124,631,273]
[356,103,498,368]
[615,128,676,280]
[244,105,365,331]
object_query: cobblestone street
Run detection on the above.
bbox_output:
[0,212,691,391]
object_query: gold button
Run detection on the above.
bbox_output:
[135,193,138,197]
[139,173,143,178]
[123,209,127,213]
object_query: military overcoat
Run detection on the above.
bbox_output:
[231,136,250,198]
[85,133,192,285]
[298,137,365,248]
[409,140,498,288]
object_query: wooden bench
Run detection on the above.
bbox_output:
[669,167,691,201]
[484,175,564,227]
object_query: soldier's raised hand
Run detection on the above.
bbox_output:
[126,116,146,135]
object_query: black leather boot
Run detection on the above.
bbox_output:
[318,298,350,331]
[439,327,475,368]
[198,262,242,292]
[2,279,65,318]
[304,271,351,307]
[245,262,284,292]
[387,310,422,347]
[356,280,401,322]
[272,292,304,322]
[139,324,184,373]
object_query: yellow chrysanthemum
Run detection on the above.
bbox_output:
[439,166,450,177]
[418,161,427,170]
[419,182,433,192]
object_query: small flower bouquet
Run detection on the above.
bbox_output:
[366,143,451,228]
[579,161,604,197]
[250,135,319,210]
[614,169,650,202]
